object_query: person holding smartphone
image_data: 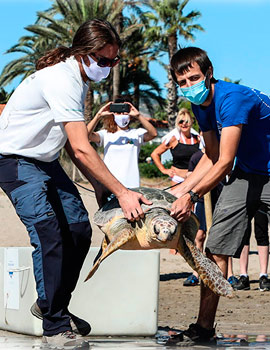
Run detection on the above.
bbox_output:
[87,97,157,192]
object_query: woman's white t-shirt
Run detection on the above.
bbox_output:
[97,128,146,188]
[0,57,88,162]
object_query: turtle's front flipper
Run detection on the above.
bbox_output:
[93,236,110,265]
[84,227,135,282]
[184,237,234,298]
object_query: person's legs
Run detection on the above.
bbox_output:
[0,156,91,337]
[257,246,269,275]
[188,169,259,336]
[254,206,269,275]
[183,201,206,285]
[48,160,92,308]
[227,257,233,277]
[227,257,239,286]
[197,253,227,329]
[239,245,250,275]
[192,229,206,279]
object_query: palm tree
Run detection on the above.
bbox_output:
[142,0,203,128]
[0,35,55,87]
[224,77,241,84]
[118,14,165,112]
[0,88,14,104]
[0,0,165,120]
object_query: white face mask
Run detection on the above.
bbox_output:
[114,114,130,128]
[81,55,111,82]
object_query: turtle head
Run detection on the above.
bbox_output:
[148,211,178,242]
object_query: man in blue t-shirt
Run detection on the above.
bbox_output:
[168,46,270,343]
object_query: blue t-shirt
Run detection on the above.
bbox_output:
[192,80,270,175]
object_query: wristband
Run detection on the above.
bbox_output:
[188,190,200,204]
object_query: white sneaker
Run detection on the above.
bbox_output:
[42,330,86,348]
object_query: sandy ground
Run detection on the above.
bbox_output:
[1,184,270,337]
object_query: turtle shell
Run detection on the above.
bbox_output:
[93,187,177,227]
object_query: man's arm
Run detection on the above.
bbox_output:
[170,125,242,221]
[64,121,151,219]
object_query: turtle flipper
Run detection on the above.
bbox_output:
[177,213,199,270]
[184,237,234,298]
[84,227,135,282]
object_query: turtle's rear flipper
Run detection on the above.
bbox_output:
[184,237,234,298]
[84,228,135,282]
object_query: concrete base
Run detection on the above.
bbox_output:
[0,247,159,336]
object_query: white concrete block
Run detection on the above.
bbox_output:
[0,247,159,336]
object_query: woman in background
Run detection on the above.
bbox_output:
[151,108,202,185]
[88,97,157,191]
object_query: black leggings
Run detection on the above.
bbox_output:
[243,204,269,246]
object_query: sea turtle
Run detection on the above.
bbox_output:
[85,187,233,298]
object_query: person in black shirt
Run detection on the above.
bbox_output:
[151,108,201,185]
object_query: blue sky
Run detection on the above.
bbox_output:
[1,0,270,97]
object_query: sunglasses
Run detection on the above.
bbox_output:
[91,53,120,67]
[179,119,190,125]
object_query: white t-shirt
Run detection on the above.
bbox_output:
[0,57,88,162]
[97,128,146,188]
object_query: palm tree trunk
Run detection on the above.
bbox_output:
[113,65,120,101]
[166,33,178,129]
[112,12,123,100]
[133,83,140,109]
[84,86,94,124]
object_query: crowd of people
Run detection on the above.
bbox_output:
[0,18,269,347]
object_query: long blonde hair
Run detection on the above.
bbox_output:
[175,108,193,131]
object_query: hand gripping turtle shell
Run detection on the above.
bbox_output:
[85,187,233,298]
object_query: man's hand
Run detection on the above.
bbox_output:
[117,189,152,221]
[170,193,193,222]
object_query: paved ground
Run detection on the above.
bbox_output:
[1,331,270,350]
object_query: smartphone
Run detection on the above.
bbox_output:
[109,103,130,113]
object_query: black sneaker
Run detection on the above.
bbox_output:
[183,323,216,343]
[233,275,250,290]
[227,275,239,287]
[259,276,270,291]
[30,302,91,336]
[183,274,199,286]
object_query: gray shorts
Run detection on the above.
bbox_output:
[206,167,270,258]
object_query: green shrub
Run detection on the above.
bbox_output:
[139,143,158,163]
[139,160,172,178]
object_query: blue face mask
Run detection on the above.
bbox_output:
[179,79,210,105]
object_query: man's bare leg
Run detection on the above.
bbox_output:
[197,253,228,330]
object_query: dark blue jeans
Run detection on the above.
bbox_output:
[0,155,92,335]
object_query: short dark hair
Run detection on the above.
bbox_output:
[170,47,214,83]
